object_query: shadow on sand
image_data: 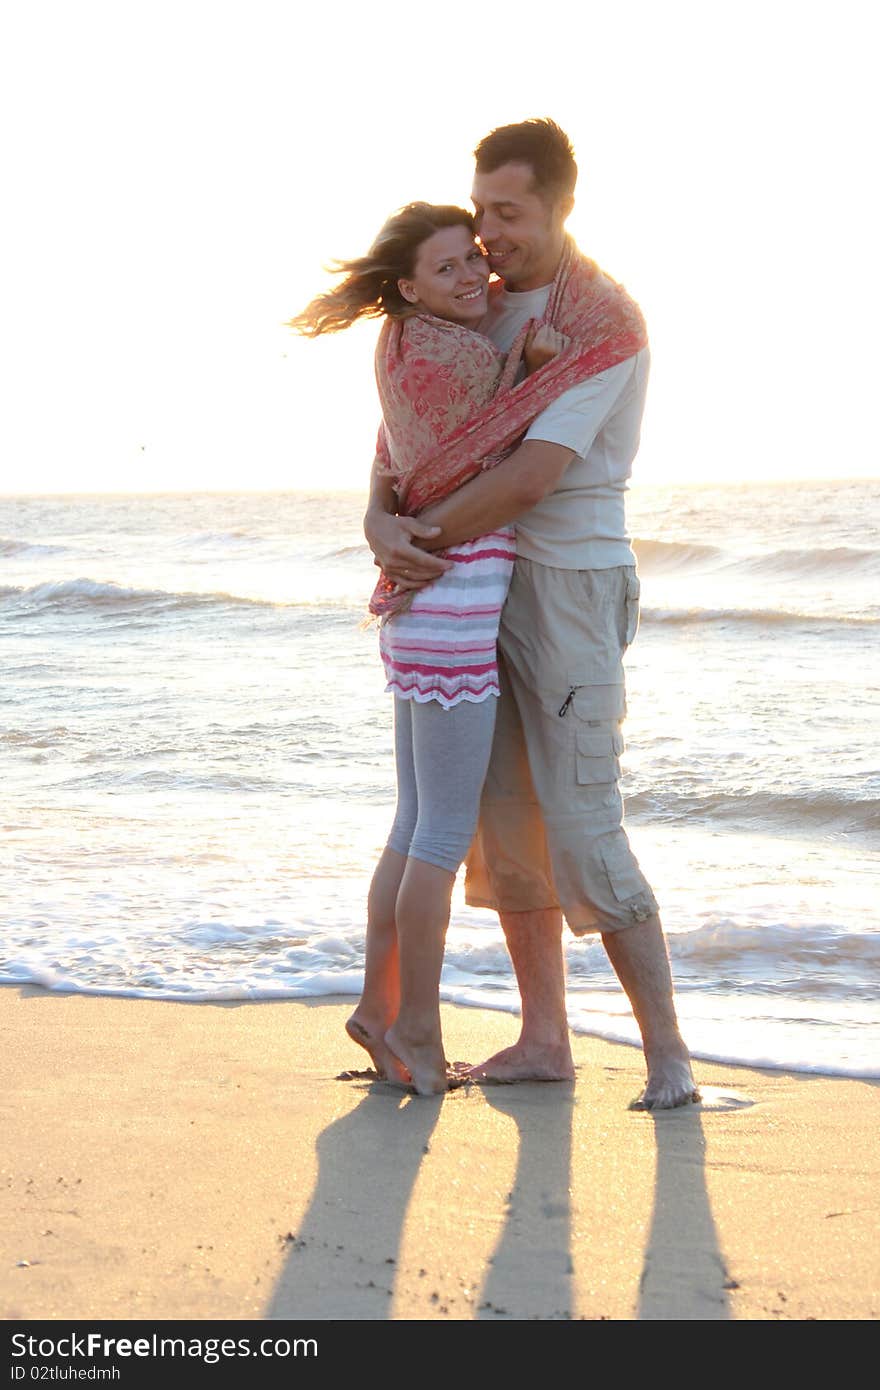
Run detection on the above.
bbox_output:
[637,1108,732,1319]
[265,1080,442,1320]
[475,1084,576,1319]
[267,1066,732,1320]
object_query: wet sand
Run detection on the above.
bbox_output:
[2,986,877,1320]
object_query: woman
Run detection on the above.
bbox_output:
[293,203,641,1093]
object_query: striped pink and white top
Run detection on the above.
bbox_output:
[378,527,516,708]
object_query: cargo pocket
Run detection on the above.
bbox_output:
[623,571,641,648]
[570,684,627,723]
[597,829,656,921]
[575,728,624,785]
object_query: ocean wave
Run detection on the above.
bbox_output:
[641,604,879,630]
[177,530,261,548]
[2,964,876,1080]
[1,726,72,750]
[634,537,880,579]
[666,919,880,968]
[0,577,361,615]
[446,919,880,977]
[64,767,283,793]
[740,545,880,578]
[0,536,70,557]
[625,786,880,834]
[325,542,372,559]
[3,579,872,632]
[633,538,724,569]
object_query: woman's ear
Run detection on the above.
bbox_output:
[398,278,419,305]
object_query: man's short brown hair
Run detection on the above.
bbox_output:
[474,118,577,204]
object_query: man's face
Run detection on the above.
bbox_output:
[471,162,568,291]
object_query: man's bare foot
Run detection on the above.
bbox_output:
[345,1013,410,1085]
[466,1040,575,1084]
[384,1025,448,1096]
[631,1047,701,1111]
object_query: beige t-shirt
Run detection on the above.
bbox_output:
[482,281,649,570]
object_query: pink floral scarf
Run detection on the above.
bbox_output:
[370,237,647,616]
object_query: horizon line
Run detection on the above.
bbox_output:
[3,474,878,501]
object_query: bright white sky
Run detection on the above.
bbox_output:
[1,0,877,494]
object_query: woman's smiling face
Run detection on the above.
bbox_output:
[397,225,490,325]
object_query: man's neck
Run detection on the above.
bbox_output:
[501,277,552,295]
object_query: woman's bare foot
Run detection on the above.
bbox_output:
[345,1013,411,1085]
[384,1024,448,1096]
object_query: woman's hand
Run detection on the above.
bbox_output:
[364,507,453,589]
[523,323,570,374]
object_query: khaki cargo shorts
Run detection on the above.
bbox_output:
[464,558,659,935]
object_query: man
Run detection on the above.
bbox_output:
[365,119,699,1109]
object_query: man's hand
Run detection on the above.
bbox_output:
[364,507,453,590]
[524,324,570,373]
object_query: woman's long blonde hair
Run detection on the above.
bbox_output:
[289,203,477,337]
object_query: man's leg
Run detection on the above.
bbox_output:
[468,906,575,1081]
[488,561,698,1106]
[464,653,574,1081]
[602,916,699,1108]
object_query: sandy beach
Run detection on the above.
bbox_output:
[2,984,877,1322]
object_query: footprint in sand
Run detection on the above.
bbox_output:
[683,1087,756,1112]
[632,1086,756,1113]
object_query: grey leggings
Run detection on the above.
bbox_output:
[386,695,498,873]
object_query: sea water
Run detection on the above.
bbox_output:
[1,481,878,1077]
